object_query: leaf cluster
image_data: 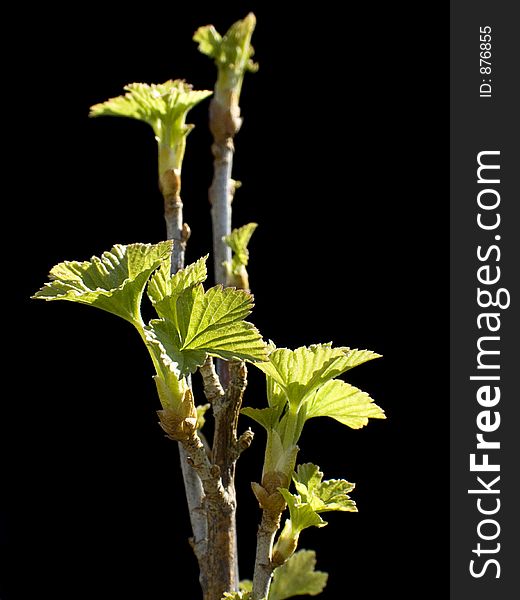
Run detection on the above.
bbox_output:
[33,244,268,419]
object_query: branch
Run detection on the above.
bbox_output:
[183,433,229,504]
[195,15,257,597]
[207,38,253,590]
[213,361,248,485]
[252,508,284,600]
[200,357,225,404]
[209,133,234,285]
[179,443,207,563]
[157,149,209,590]
[251,476,287,599]
[159,166,191,272]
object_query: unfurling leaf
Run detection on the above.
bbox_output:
[273,465,356,566]
[147,284,268,377]
[194,13,258,79]
[293,464,357,513]
[305,379,385,429]
[255,344,381,409]
[269,550,328,599]
[240,406,283,431]
[278,489,327,533]
[90,80,212,146]
[239,580,253,593]
[273,489,326,564]
[90,80,212,175]
[33,241,172,325]
[246,343,382,479]
[224,222,258,274]
[194,25,223,58]
[222,580,252,600]
[196,403,211,431]
[147,255,208,312]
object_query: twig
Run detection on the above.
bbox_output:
[252,509,284,599]
[205,360,248,592]
[179,443,207,562]
[159,163,210,591]
[195,14,257,596]
[159,166,191,272]
[199,357,225,404]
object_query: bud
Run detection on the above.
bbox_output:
[272,520,298,566]
[157,388,198,442]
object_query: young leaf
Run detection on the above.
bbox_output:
[279,490,326,533]
[239,580,253,593]
[142,318,187,409]
[265,430,299,479]
[305,379,386,429]
[147,254,208,308]
[222,580,252,600]
[32,241,172,325]
[241,405,284,431]
[194,25,222,58]
[269,550,328,600]
[224,222,258,274]
[194,13,258,80]
[196,403,211,431]
[272,491,326,566]
[145,318,199,380]
[146,285,268,377]
[255,344,381,409]
[90,80,212,145]
[293,464,357,513]
[266,376,287,410]
[90,80,212,175]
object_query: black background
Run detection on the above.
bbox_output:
[2,2,447,599]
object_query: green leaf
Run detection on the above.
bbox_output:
[146,285,268,377]
[194,13,258,77]
[265,430,299,477]
[222,593,251,600]
[142,317,187,409]
[239,581,253,593]
[194,25,222,57]
[90,80,212,146]
[279,489,326,533]
[241,406,284,431]
[305,379,386,429]
[266,376,287,410]
[224,222,257,274]
[255,344,381,409]
[196,403,211,430]
[293,464,357,513]
[222,581,252,600]
[147,255,208,310]
[273,491,326,565]
[179,286,267,365]
[269,550,328,600]
[32,241,172,325]
[145,317,198,380]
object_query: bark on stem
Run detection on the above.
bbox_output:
[160,167,190,272]
[179,443,207,562]
[160,164,209,592]
[208,86,245,594]
[199,357,226,404]
[208,360,248,593]
[209,94,241,287]
[198,357,253,599]
[252,509,283,600]
[209,137,233,286]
